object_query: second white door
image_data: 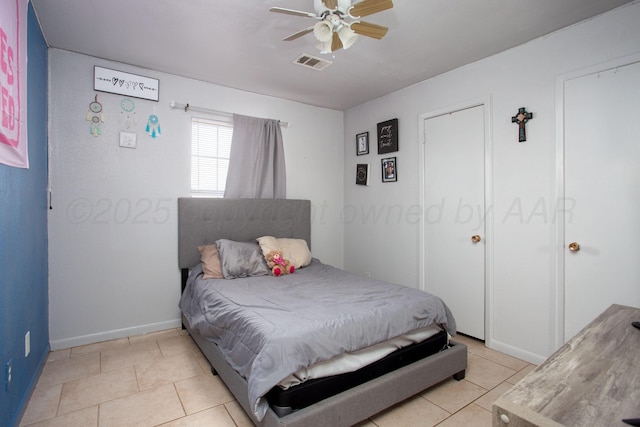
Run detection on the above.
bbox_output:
[563,60,640,340]
[423,105,486,340]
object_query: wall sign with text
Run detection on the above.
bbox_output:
[94,66,159,101]
[0,0,28,168]
[377,118,398,154]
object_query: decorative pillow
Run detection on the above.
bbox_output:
[256,236,280,257]
[215,239,270,279]
[197,244,223,279]
[257,236,312,269]
[278,238,312,268]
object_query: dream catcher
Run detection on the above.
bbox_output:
[119,98,137,129]
[145,113,161,138]
[86,95,104,137]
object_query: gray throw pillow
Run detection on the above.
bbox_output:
[215,239,270,279]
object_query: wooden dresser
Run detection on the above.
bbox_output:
[493,304,640,426]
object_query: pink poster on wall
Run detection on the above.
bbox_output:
[0,0,28,168]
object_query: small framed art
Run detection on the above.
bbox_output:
[377,118,398,154]
[356,132,369,155]
[381,157,397,182]
[356,163,370,185]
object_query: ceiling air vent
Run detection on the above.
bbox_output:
[293,54,332,71]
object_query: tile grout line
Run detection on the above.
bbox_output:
[54,373,64,421]
[168,381,189,426]
[221,402,240,427]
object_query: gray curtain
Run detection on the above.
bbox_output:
[224,114,286,199]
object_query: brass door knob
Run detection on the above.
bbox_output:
[568,242,580,252]
[471,235,482,243]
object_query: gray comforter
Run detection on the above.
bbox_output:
[179,258,457,421]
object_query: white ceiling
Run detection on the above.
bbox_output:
[31,0,634,111]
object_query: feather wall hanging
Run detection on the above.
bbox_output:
[145,113,161,138]
[119,98,137,129]
[86,95,104,137]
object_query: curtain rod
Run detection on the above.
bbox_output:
[169,101,289,127]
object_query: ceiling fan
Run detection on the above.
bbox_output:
[270,0,393,54]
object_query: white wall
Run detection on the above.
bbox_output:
[343,2,640,363]
[48,49,344,349]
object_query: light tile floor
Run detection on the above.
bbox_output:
[20,330,536,427]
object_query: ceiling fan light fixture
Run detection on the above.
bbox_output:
[316,40,333,54]
[313,20,334,42]
[270,0,392,53]
[338,26,358,49]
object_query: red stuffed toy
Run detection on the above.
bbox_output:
[265,250,294,276]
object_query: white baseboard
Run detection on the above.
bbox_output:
[488,340,547,365]
[49,319,183,351]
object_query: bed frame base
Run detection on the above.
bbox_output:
[184,315,467,427]
[265,330,452,416]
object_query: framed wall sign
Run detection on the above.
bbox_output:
[94,66,160,101]
[0,0,28,168]
[377,118,398,154]
[356,132,369,155]
[356,163,370,185]
[381,157,397,182]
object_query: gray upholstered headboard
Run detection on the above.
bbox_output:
[178,198,311,269]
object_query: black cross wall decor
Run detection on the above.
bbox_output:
[511,107,533,142]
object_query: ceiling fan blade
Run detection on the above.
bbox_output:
[348,0,393,18]
[331,32,344,51]
[323,0,338,10]
[350,21,388,39]
[269,7,318,18]
[283,27,314,41]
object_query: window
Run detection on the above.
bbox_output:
[191,117,233,197]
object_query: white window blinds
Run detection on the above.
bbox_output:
[191,117,233,197]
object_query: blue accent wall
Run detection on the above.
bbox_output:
[0,3,49,426]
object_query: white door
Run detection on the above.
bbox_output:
[564,60,640,340]
[423,105,485,340]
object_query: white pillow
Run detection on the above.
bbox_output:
[257,236,312,269]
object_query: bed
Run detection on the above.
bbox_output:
[178,197,467,427]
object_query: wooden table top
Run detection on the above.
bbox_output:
[494,304,640,426]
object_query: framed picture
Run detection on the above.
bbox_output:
[381,157,397,182]
[377,118,398,154]
[356,163,370,185]
[356,132,369,155]
[94,66,160,101]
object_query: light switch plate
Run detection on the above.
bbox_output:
[119,132,137,149]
